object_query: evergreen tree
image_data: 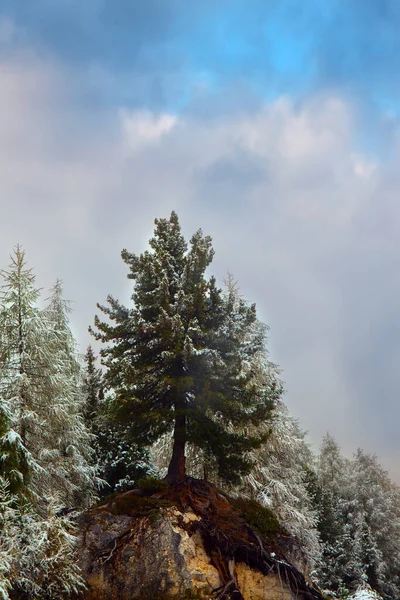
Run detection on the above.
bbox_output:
[0,251,97,507]
[218,284,318,554]
[314,434,354,593]
[316,433,349,543]
[11,505,86,600]
[95,418,155,494]
[151,277,318,559]
[41,280,98,506]
[82,346,155,494]
[0,475,86,600]
[314,436,400,599]
[0,400,31,498]
[0,250,96,598]
[0,477,20,598]
[347,450,400,598]
[91,212,276,484]
[82,345,103,430]
[241,400,320,561]
[0,246,49,500]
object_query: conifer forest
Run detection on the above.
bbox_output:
[1,212,400,599]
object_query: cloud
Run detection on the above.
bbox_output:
[1,51,400,480]
[120,109,177,147]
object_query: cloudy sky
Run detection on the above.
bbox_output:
[1,0,400,478]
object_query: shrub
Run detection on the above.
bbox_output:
[232,498,281,538]
[137,477,168,495]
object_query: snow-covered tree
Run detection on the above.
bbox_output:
[92,212,277,484]
[240,401,320,558]
[41,280,98,506]
[95,419,156,494]
[0,250,97,508]
[316,433,350,543]
[0,400,32,499]
[11,505,86,600]
[81,346,154,494]
[0,475,86,600]
[347,450,400,598]
[315,437,400,599]
[0,477,20,599]
[313,434,355,593]
[0,250,96,598]
[0,246,50,501]
[222,288,318,554]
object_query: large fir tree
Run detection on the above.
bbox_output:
[91,212,276,484]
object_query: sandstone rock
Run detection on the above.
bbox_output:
[236,563,293,600]
[77,480,322,600]
[78,506,296,600]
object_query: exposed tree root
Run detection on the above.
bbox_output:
[155,477,323,600]
[91,476,323,600]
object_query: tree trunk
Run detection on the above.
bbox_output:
[166,412,186,484]
[18,288,27,447]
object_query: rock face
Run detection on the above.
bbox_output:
[77,479,322,600]
[79,509,294,599]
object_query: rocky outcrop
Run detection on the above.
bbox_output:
[77,479,322,600]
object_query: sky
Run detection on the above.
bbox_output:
[1,0,400,479]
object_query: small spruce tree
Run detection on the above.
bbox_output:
[82,345,103,430]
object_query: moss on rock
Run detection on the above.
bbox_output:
[231,498,281,538]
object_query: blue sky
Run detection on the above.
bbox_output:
[1,1,400,478]
[2,0,400,116]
